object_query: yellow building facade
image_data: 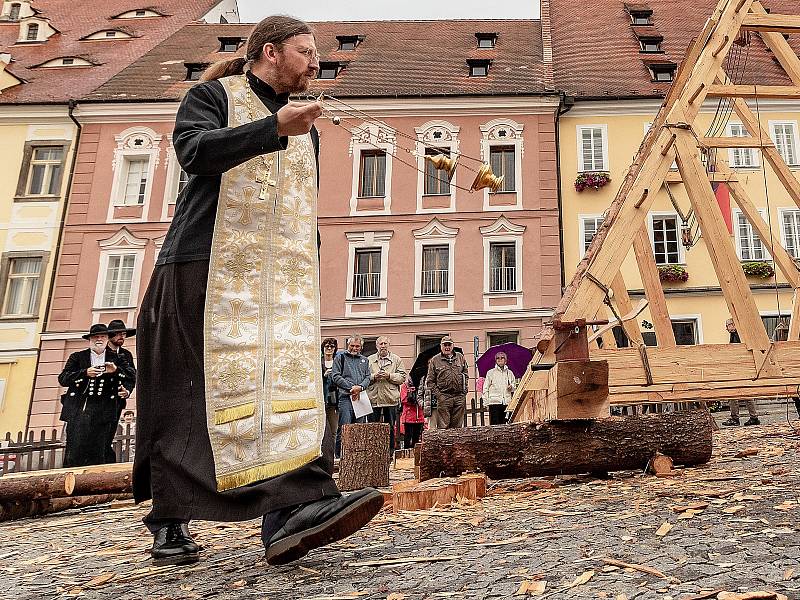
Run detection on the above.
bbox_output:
[0,105,75,433]
[560,98,800,346]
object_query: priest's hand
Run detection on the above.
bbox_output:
[276,101,322,137]
[104,362,118,374]
[87,366,103,378]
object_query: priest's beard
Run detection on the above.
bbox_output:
[273,57,317,94]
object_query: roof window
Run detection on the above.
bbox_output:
[82,29,133,40]
[9,3,21,20]
[318,61,343,80]
[218,37,243,52]
[648,63,675,82]
[114,8,162,19]
[475,33,497,48]
[38,56,93,68]
[629,10,652,25]
[336,35,363,51]
[467,58,491,77]
[639,37,662,53]
[185,63,207,81]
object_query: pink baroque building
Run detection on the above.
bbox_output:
[29,19,563,429]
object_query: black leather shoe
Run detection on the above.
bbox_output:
[721,416,740,426]
[265,488,384,565]
[151,523,200,566]
[743,416,760,426]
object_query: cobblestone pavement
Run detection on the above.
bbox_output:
[2,419,799,600]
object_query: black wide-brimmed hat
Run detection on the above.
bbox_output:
[82,323,110,339]
[107,319,136,337]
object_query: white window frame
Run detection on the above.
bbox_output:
[93,228,147,313]
[480,216,525,311]
[344,231,392,318]
[579,214,605,259]
[413,218,458,314]
[480,118,524,211]
[415,120,460,214]
[726,122,760,169]
[769,120,800,168]
[670,314,703,345]
[107,126,162,222]
[779,208,800,259]
[348,122,394,215]
[732,208,771,261]
[648,212,684,265]
[577,124,608,172]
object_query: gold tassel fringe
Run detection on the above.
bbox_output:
[215,448,321,491]
[214,402,255,425]
[272,398,318,413]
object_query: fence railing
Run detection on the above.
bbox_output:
[489,266,517,293]
[421,269,448,295]
[0,425,136,476]
[352,272,381,299]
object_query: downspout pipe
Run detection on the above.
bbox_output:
[24,100,82,434]
[555,92,575,292]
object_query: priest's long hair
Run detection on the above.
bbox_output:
[202,15,314,82]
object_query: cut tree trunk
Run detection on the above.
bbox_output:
[339,423,390,491]
[0,493,133,522]
[0,471,75,502]
[648,452,674,476]
[419,409,712,481]
[71,469,133,496]
[392,474,486,513]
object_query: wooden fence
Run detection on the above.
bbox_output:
[0,425,135,476]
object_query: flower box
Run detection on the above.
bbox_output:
[741,261,775,279]
[658,265,689,283]
[575,172,611,192]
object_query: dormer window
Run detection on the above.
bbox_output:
[630,10,652,25]
[82,29,133,40]
[9,3,20,20]
[318,61,343,80]
[649,63,675,82]
[336,35,362,51]
[25,22,37,40]
[114,8,162,19]
[467,58,491,77]
[37,57,94,68]
[185,63,207,81]
[475,33,497,48]
[639,37,662,53]
[218,37,243,52]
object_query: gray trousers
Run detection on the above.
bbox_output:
[729,399,758,418]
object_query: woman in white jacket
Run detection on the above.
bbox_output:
[483,352,516,425]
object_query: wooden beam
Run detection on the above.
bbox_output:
[673,126,781,377]
[664,171,738,183]
[633,227,677,347]
[741,13,800,34]
[790,289,800,341]
[701,136,774,148]
[750,2,800,85]
[610,273,646,345]
[594,305,617,349]
[705,84,800,99]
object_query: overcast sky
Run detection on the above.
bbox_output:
[238,0,539,23]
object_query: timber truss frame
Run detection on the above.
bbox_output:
[517,0,800,413]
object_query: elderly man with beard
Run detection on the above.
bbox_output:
[133,15,382,567]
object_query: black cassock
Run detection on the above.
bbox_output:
[58,348,135,467]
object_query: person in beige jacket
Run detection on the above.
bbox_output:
[483,352,516,425]
[367,336,407,455]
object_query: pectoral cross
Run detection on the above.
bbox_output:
[256,160,276,200]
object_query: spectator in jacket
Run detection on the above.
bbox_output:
[320,337,339,443]
[331,335,371,458]
[426,336,469,429]
[483,352,515,425]
[367,336,406,455]
[400,376,425,448]
[722,319,760,426]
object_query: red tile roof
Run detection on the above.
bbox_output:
[87,19,550,102]
[550,0,800,99]
[0,0,227,104]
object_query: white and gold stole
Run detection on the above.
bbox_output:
[204,74,324,491]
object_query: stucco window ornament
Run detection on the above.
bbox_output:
[658,264,689,283]
[741,261,775,279]
[348,123,396,156]
[111,127,162,171]
[574,171,611,192]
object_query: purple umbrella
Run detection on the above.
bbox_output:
[476,343,533,379]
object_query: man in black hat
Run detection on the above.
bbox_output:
[58,324,136,467]
[105,320,138,462]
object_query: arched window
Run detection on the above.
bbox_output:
[25,23,38,41]
[9,3,21,20]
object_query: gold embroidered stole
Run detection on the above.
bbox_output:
[204,75,324,491]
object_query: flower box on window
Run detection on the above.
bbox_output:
[658,264,688,282]
[575,172,611,192]
[741,260,775,279]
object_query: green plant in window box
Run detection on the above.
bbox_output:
[574,172,611,192]
[741,260,775,279]
[658,264,689,282]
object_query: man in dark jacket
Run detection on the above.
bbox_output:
[58,324,136,467]
[426,336,469,429]
[331,335,372,458]
[105,320,137,462]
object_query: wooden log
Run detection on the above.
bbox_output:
[418,409,712,481]
[0,493,133,522]
[338,423,390,491]
[648,453,675,476]
[71,469,133,496]
[392,474,487,513]
[0,471,75,502]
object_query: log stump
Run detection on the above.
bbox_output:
[339,423,390,491]
[392,474,487,513]
[0,471,75,502]
[419,409,713,480]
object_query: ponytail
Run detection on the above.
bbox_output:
[201,15,313,83]
[202,56,248,82]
